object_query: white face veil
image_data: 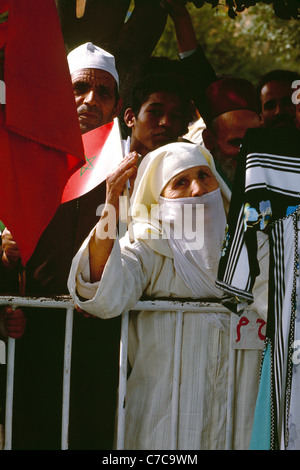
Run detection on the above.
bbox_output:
[129,142,231,298]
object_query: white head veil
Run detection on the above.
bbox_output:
[130,141,231,259]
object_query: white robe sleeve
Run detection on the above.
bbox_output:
[68,230,155,319]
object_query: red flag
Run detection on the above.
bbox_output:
[4,0,83,159]
[0,0,85,266]
[61,118,124,203]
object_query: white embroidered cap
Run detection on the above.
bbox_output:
[67,42,119,88]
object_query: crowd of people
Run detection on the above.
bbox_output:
[0,0,300,451]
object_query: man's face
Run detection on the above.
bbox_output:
[260,80,296,129]
[71,68,121,134]
[125,91,188,157]
[205,109,261,184]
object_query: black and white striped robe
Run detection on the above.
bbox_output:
[216,127,300,450]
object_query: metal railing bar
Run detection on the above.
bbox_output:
[225,313,236,450]
[170,311,183,450]
[0,295,75,309]
[0,296,230,313]
[116,311,129,450]
[4,336,15,450]
[132,300,230,313]
[0,296,233,451]
[61,307,74,450]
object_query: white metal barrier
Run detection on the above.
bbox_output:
[0,295,74,450]
[0,295,233,450]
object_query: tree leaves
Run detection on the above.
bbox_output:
[187,0,300,19]
[272,0,300,19]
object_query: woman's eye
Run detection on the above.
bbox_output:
[176,178,187,186]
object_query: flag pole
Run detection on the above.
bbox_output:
[115,118,135,243]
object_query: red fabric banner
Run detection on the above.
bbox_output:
[4,0,83,160]
[0,0,85,266]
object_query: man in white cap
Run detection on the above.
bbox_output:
[67,42,123,134]
[0,43,124,450]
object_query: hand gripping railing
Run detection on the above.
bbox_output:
[0,296,233,450]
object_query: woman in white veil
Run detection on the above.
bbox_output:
[68,142,261,450]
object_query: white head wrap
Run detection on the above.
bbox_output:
[129,142,231,300]
[67,42,119,88]
[130,141,230,255]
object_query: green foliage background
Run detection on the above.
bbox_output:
[153,2,300,86]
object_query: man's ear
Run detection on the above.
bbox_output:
[124,108,136,128]
[112,97,124,119]
[202,127,216,152]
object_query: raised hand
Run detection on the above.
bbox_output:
[89,151,138,283]
[1,227,21,270]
